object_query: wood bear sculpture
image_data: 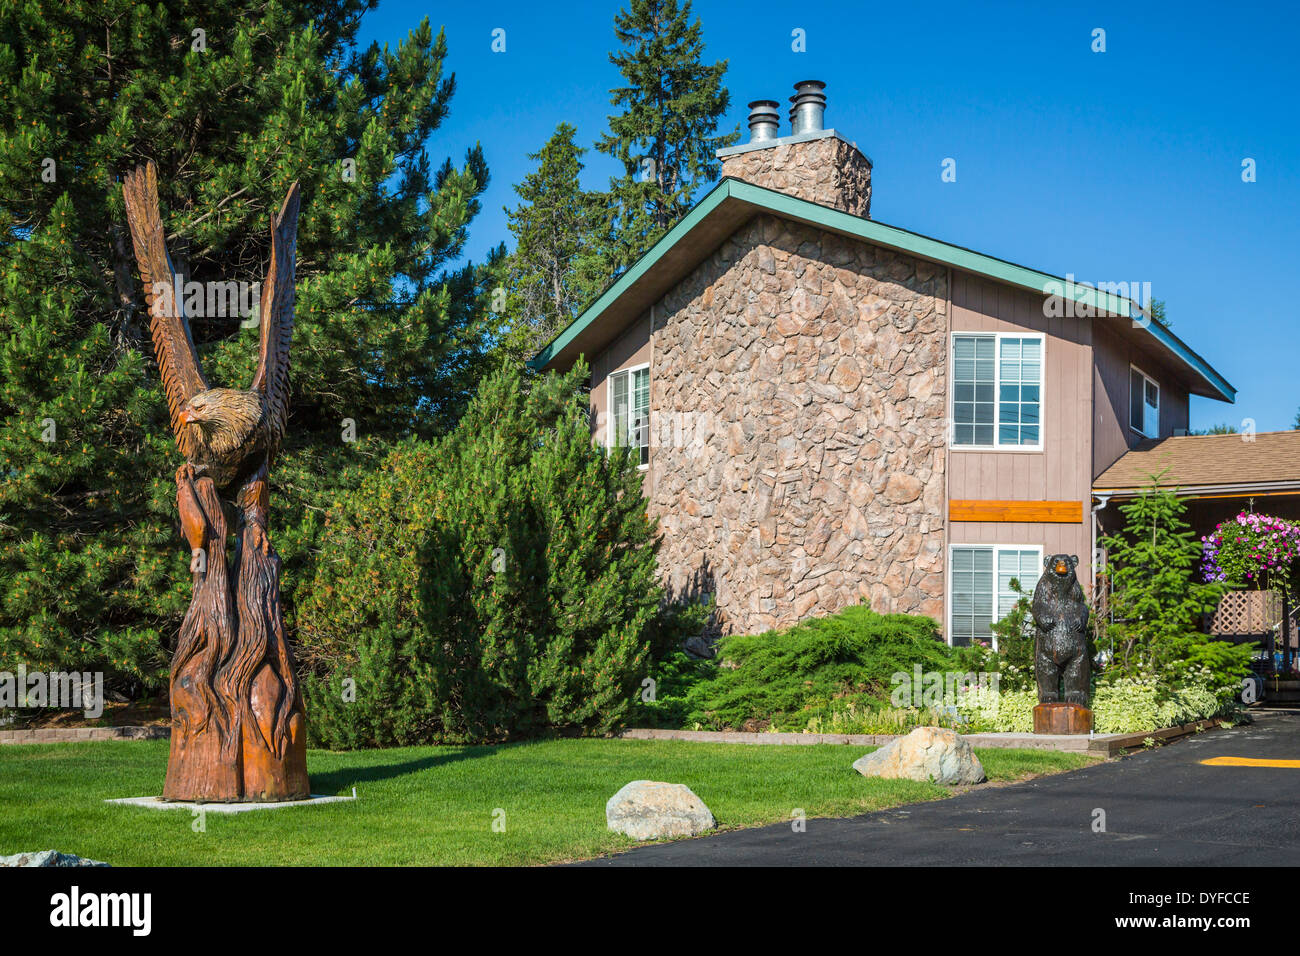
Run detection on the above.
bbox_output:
[1030,553,1090,708]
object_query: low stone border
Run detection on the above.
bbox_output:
[619,719,1226,756]
[0,725,170,745]
[1,718,1226,754]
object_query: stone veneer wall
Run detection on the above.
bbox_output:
[648,214,948,635]
[720,137,872,217]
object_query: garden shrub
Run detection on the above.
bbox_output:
[804,701,963,735]
[1092,672,1233,735]
[1091,677,1161,735]
[674,604,956,731]
[957,686,1036,733]
[629,597,719,729]
[297,363,664,747]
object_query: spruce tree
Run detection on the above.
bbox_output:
[593,0,737,278]
[1099,474,1251,688]
[0,2,496,697]
[498,123,602,364]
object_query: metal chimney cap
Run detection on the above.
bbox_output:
[788,79,827,136]
[746,99,781,143]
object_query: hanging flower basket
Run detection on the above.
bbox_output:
[1201,512,1300,589]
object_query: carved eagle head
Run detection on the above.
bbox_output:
[178,388,263,457]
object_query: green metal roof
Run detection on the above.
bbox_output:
[529,177,1235,403]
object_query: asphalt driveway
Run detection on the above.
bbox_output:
[582,712,1300,866]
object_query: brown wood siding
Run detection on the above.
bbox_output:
[589,310,652,437]
[946,273,1093,505]
[1092,320,1192,479]
[944,272,1094,590]
[589,310,654,495]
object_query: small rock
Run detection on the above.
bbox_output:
[0,850,110,867]
[852,726,985,785]
[683,635,716,659]
[606,781,716,840]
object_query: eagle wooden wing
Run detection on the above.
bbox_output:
[250,182,300,461]
[122,161,208,460]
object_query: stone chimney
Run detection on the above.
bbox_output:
[717,81,872,218]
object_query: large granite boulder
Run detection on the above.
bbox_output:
[606,781,716,840]
[852,726,986,785]
[0,850,110,867]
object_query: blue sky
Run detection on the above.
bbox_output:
[359,0,1298,431]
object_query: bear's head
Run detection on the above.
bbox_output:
[1043,553,1079,583]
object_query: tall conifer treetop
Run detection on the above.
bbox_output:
[0,2,497,693]
[594,0,737,277]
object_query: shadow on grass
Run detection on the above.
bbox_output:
[310,745,499,793]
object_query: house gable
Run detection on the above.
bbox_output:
[530,178,1232,406]
[647,212,948,633]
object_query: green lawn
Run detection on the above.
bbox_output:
[0,739,1098,866]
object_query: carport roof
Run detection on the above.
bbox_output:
[1093,431,1300,496]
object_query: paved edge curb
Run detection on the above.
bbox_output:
[0,725,170,745]
[618,719,1227,756]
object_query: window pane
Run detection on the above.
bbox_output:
[1130,369,1144,431]
[953,336,995,447]
[951,547,994,647]
[998,549,1041,620]
[997,337,1042,446]
[632,367,650,458]
[612,372,629,448]
[1021,340,1041,382]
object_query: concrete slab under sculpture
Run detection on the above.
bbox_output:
[106,794,354,814]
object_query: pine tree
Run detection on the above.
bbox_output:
[297,363,663,747]
[0,2,497,697]
[593,0,737,278]
[498,124,602,364]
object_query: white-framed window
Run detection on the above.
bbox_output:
[948,544,1042,648]
[608,364,649,468]
[950,333,1043,449]
[1129,364,1160,438]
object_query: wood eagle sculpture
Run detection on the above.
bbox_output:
[122,161,309,802]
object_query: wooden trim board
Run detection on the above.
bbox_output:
[949,499,1084,523]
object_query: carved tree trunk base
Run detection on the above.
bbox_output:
[162,464,309,803]
[233,521,309,801]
